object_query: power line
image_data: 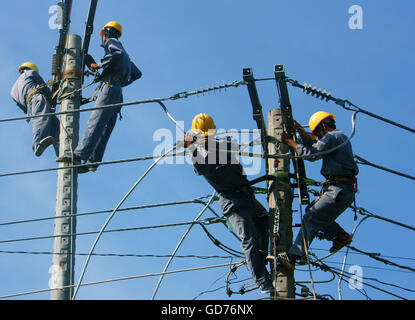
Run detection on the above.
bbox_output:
[0,216,227,245]
[0,195,218,227]
[285,77,415,134]
[312,259,414,299]
[0,249,236,260]
[0,261,244,300]
[0,79,246,124]
[311,260,408,300]
[355,155,415,181]
[356,207,415,232]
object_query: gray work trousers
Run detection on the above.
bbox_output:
[74,82,122,164]
[30,94,60,156]
[289,182,355,257]
[225,206,270,285]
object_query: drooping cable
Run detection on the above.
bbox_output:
[151,192,217,300]
[71,145,177,300]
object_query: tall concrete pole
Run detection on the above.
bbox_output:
[267,109,295,298]
[50,34,82,300]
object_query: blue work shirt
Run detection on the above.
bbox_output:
[296,129,359,178]
[190,137,266,215]
[10,70,51,114]
[98,38,141,87]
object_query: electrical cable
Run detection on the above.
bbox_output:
[151,192,217,300]
[311,260,405,300]
[0,217,227,245]
[0,261,244,300]
[285,77,415,134]
[354,155,415,181]
[0,196,217,227]
[338,215,372,299]
[0,79,245,124]
[71,145,177,300]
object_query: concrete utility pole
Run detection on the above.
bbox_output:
[50,34,82,300]
[267,109,295,298]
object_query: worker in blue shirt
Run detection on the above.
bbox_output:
[181,113,274,294]
[11,62,60,157]
[56,21,141,173]
[281,111,359,268]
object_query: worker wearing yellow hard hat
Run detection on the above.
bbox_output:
[308,111,335,136]
[100,21,122,38]
[56,20,142,174]
[18,62,39,74]
[191,113,217,137]
[181,113,274,295]
[281,111,359,269]
[11,62,60,157]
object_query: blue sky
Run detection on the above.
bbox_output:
[0,0,414,300]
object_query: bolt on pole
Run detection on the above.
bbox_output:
[50,34,81,300]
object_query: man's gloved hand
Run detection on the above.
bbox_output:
[89,63,100,72]
[281,132,297,150]
[183,132,197,148]
[84,54,96,69]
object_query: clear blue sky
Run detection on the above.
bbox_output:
[0,0,413,300]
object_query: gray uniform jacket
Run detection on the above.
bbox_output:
[289,129,359,257]
[191,137,266,215]
[98,38,141,86]
[73,37,141,163]
[11,70,51,114]
[295,129,359,178]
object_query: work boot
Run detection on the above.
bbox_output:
[77,162,98,174]
[87,163,98,172]
[330,231,352,253]
[34,136,54,157]
[259,280,274,294]
[77,165,90,174]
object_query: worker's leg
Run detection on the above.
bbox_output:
[252,210,270,261]
[320,185,355,240]
[74,84,122,161]
[31,94,56,153]
[289,184,354,258]
[226,207,270,285]
[87,107,120,165]
[51,114,60,157]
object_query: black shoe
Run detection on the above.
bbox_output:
[35,136,54,157]
[77,162,98,174]
[330,232,352,253]
[259,280,274,294]
[77,165,90,174]
[87,163,98,172]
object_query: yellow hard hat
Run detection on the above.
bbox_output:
[18,62,39,73]
[309,111,335,133]
[100,21,122,37]
[191,113,217,136]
